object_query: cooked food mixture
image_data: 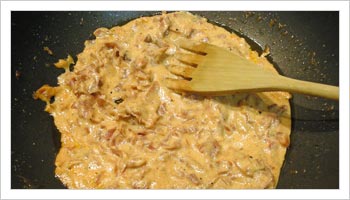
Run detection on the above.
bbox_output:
[34,12,291,189]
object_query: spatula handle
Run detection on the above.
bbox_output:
[280,76,339,100]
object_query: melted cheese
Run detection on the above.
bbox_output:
[35,12,291,189]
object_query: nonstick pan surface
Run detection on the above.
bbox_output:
[11,11,339,189]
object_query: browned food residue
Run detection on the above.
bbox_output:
[15,70,21,79]
[43,46,53,55]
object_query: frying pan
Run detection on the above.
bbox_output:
[11,11,339,189]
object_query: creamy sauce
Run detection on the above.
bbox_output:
[34,12,291,189]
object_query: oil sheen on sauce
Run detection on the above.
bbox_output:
[34,12,291,189]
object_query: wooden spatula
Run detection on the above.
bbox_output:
[165,39,339,100]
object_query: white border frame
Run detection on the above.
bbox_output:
[1,1,349,199]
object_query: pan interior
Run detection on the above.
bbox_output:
[11,11,339,189]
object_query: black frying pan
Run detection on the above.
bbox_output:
[11,11,339,189]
